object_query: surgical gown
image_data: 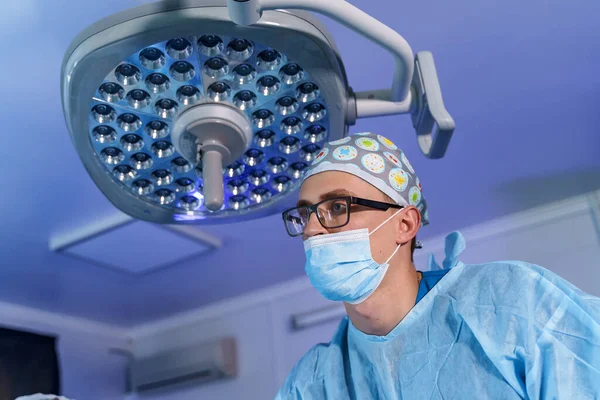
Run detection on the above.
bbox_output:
[276,232,600,399]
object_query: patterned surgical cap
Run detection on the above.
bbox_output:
[302,132,429,226]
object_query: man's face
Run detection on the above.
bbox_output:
[297,171,402,264]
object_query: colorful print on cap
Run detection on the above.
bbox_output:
[332,145,358,161]
[302,131,428,227]
[361,153,385,174]
[329,136,351,146]
[384,152,402,168]
[389,168,409,192]
[409,186,421,205]
[355,137,380,152]
[312,147,329,164]
[401,152,415,173]
[377,135,397,150]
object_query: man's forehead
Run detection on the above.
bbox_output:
[297,188,354,206]
[297,171,382,206]
[300,170,360,192]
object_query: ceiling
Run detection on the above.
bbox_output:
[0,0,599,328]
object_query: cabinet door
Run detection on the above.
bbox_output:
[134,303,277,400]
[269,285,344,389]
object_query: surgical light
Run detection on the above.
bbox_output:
[61,0,454,224]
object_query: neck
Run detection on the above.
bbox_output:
[344,253,420,336]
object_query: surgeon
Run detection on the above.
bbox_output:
[275,132,600,399]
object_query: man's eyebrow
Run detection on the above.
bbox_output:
[296,199,312,207]
[296,189,355,207]
[320,189,354,201]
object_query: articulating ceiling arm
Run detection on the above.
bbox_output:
[227,0,455,159]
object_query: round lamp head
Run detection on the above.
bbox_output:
[62,0,350,224]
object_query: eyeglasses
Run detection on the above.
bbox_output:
[281,196,404,237]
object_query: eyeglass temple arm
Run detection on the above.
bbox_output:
[228,0,455,159]
[354,197,403,211]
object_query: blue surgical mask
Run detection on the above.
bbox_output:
[303,210,403,304]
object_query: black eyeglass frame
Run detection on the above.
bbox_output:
[281,196,404,237]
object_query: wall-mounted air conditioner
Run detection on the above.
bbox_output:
[130,337,237,393]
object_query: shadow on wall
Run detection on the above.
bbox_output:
[492,168,600,211]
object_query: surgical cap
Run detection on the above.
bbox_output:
[303,132,429,226]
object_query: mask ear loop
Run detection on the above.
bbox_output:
[370,208,404,235]
[369,208,405,265]
[384,239,403,264]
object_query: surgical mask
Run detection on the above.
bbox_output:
[303,210,403,304]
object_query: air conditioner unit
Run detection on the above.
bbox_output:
[131,337,237,393]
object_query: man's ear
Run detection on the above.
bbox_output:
[395,206,421,245]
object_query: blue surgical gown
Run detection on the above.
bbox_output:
[276,231,600,399]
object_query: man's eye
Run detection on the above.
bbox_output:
[331,202,346,213]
